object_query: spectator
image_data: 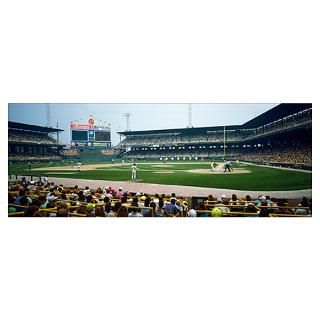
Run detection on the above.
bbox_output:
[245,203,258,213]
[86,203,95,216]
[57,202,69,217]
[116,187,124,198]
[188,209,197,217]
[214,198,230,214]
[258,201,273,217]
[95,205,106,217]
[77,205,87,215]
[274,200,291,214]
[163,198,178,217]
[211,207,222,217]
[294,197,310,215]
[24,205,39,217]
[128,208,143,217]
[104,196,112,214]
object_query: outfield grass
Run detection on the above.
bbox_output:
[8,162,312,191]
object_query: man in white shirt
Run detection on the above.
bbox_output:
[211,161,216,172]
[77,161,81,172]
[128,209,143,217]
[131,163,137,181]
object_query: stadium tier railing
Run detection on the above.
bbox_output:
[8,203,311,218]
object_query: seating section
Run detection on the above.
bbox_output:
[8,178,312,217]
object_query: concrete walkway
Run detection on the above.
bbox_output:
[10,175,311,199]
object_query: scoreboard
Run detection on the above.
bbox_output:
[70,120,111,147]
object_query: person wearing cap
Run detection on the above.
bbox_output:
[256,196,267,207]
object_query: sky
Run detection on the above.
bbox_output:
[8,103,278,145]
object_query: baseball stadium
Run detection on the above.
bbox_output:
[8,103,312,218]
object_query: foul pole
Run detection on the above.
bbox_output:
[223,126,226,159]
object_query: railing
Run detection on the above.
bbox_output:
[8,203,155,217]
[203,201,311,215]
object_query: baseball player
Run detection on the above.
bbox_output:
[131,163,137,181]
[211,161,216,172]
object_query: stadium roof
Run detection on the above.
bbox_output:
[242,103,312,128]
[118,103,312,135]
[8,121,64,133]
[118,125,242,136]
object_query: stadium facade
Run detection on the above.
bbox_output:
[8,121,65,163]
[116,103,312,169]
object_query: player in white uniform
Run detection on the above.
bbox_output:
[211,161,216,172]
[77,161,82,172]
[131,163,137,181]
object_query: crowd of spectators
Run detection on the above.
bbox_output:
[8,154,62,162]
[122,145,312,165]
[235,146,312,165]
[119,131,250,147]
[8,178,311,217]
[252,108,312,138]
[9,131,61,145]
[100,149,114,155]
[122,144,311,166]
[123,149,227,160]
[118,109,311,148]
[60,149,80,156]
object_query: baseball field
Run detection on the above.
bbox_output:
[8,161,312,191]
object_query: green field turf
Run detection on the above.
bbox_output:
[8,161,312,191]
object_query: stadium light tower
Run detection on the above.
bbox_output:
[123,113,131,131]
[56,121,60,141]
[46,103,51,128]
[188,103,192,128]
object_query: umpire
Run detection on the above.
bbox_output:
[224,160,232,172]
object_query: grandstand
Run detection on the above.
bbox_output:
[8,121,65,163]
[117,103,312,170]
